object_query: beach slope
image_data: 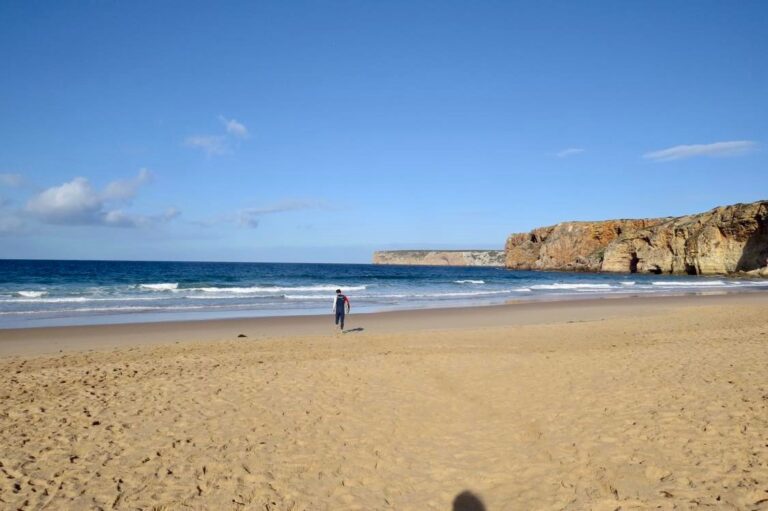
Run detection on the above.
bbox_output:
[1,294,767,510]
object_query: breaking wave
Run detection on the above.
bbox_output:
[287,290,512,300]
[187,284,366,293]
[17,291,47,298]
[139,283,179,291]
[530,283,614,290]
[138,283,367,293]
[651,280,726,287]
[3,296,167,304]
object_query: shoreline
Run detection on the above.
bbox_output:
[2,291,767,356]
[4,259,766,332]
[2,283,766,331]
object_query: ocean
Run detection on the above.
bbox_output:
[1,259,767,328]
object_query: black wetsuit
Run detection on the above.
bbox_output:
[334,294,349,329]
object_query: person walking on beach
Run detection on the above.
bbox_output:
[332,289,351,332]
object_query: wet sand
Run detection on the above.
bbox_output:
[1,292,766,356]
[1,293,767,509]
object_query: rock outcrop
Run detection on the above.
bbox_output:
[602,201,768,275]
[505,200,768,275]
[373,250,505,267]
[505,219,665,272]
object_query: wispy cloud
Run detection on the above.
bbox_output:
[185,135,229,156]
[103,168,152,201]
[186,116,249,156]
[0,173,23,187]
[192,199,328,228]
[0,214,24,234]
[25,170,179,228]
[643,140,757,162]
[0,195,24,234]
[238,200,327,228]
[103,207,180,228]
[556,148,585,158]
[219,116,249,139]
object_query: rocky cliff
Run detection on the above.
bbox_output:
[505,200,768,275]
[373,250,505,267]
[601,201,768,275]
[505,219,666,272]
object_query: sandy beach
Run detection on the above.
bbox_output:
[1,293,768,510]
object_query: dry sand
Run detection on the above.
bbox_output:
[1,294,767,510]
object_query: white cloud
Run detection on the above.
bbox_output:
[25,171,179,228]
[26,177,103,224]
[556,148,585,158]
[103,168,152,201]
[185,135,229,156]
[643,140,757,162]
[219,116,249,139]
[0,173,23,187]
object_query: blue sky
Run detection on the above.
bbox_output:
[1,1,766,263]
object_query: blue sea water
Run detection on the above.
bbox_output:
[1,259,767,328]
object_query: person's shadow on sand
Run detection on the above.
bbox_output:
[343,327,365,334]
[453,491,486,511]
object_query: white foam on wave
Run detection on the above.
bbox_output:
[140,283,179,291]
[454,280,485,284]
[392,290,510,298]
[287,289,512,300]
[0,302,279,316]
[0,305,155,315]
[17,291,48,298]
[185,294,277,300]
[416,290,512,298]
[11,296,89,303]
[190,287,275,294]
[620,282,636,286]
[531,283,613,290]
[3,296,168,304]
[651,280,726,287]
[185,284,367,294]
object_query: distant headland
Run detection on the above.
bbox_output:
[372,250,505,267]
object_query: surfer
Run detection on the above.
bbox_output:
[332,289,351,332]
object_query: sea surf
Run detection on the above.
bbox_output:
[1,259,766,328]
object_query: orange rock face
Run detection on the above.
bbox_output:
[505,219,665,271]
[602,201,768,275]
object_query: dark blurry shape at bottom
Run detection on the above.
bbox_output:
[453,491,486,511]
